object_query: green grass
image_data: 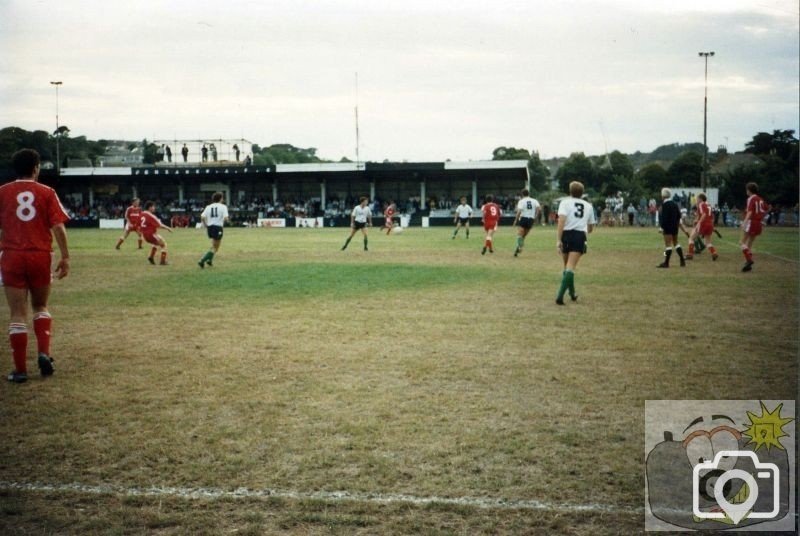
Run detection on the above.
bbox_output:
[0,225,797,534]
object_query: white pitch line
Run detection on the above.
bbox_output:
[713,235,799,264]
[0,480,640,514]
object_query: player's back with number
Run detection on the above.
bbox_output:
[0,180,69,252]
[482,202,501,228]
[558,197,595,231]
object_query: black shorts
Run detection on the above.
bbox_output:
[207,225,223,240]
[457,217,470,224]
[518,217,534,230]
[562,230,587,254]
[353,221,367,230]
[661,226,679,237]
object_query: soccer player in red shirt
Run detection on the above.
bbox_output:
[740,182,768,272]
[383,201,396,235]
[115,198,143,250]
[686,193,718,261]
[481,194,502,255]
[140,201,173,265]
[0,149,70,383]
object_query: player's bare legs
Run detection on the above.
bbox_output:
[4,285,51,380]
[148,236,169,265]
[482,228,496,255]
[740,231,756,271]
[514,226,531,257]
[30,285,55,375]
[5,286,30,380]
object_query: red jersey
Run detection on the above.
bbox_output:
[139,211,163,237]
[482,202,502,225]
[0,179,70,252]
[125,205,142,227]
[746,194,768,222]
[696,201,712,223]
[385,206,395,218]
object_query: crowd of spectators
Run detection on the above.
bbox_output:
[57,194,800,228]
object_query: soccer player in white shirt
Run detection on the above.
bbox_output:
[512,189,541,257]
[198,192,230,268]
[451,196,473,239]
[555,181,596,305]
[341,196,373,251]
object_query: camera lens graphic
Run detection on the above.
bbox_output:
[697,468,732,502]
[713,469,759,524]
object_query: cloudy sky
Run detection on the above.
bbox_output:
[1,0,797,162]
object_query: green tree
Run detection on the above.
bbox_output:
[492,146,551,193]
[666,151,703,187]
[636,163,669,193]
[527,152,551,192]
[744,129,798,162]
[555,152,596,193]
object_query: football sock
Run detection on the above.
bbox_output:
[160,251,168,264]
[485,236,493,251]
[9,323,28,373]
[741,245,753,262]
[675,245,685,262]
[663,247,672,266]
[566,270,575,298]
[688,242,695,256]
[466,229,469,238]
[200,251,213,264]
[516,236,524,251]
[115,238,124,248]
[137,238,143,248]
[342,237,352,250]
[363,237,368,250]
[150,246,157,259]
[453,228,458,237]
[557,270,574,301]
[33,312,52,356]
[708,245,717,255]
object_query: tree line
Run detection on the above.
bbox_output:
[492,130,798,207]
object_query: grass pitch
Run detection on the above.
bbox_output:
[1,225,797,534]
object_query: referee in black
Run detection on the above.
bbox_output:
[657,188,690,268]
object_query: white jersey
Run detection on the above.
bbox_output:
[201,202,229,227]
[516,197,540,219]
[455,203,473,219]
[351,205,371,223]
[558,197,596,232]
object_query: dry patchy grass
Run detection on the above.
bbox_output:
[0,226,797,534]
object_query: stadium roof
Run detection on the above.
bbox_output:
[56,160,529,177]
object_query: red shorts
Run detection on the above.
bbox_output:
[0,250,53,289]
[699,223,714,237]
[483,221,498,232]
[143,233,164,246]
[744,220,762,237]
[126,223,141,233]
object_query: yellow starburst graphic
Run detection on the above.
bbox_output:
[742,401,794,452]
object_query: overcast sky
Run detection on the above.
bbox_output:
[1,0,797,162]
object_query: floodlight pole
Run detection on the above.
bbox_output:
[50,81,63,175]
[698,52,714,192]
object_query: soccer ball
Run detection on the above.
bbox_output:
[393,225,404,234]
